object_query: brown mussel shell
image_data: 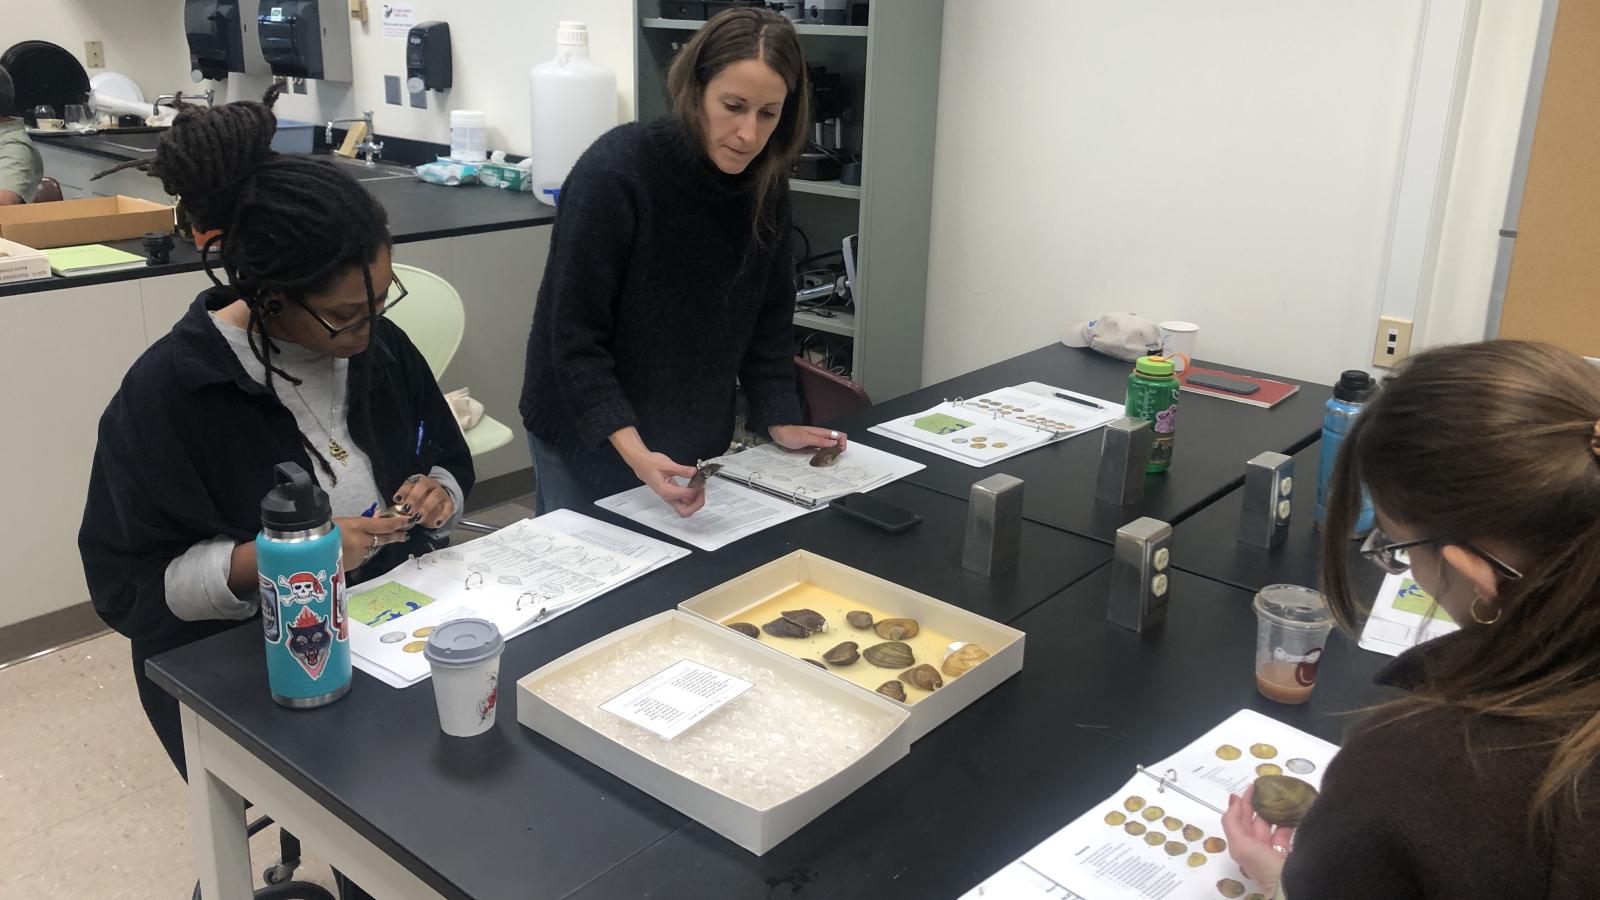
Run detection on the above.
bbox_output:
[803,658,826,669]
[863,641,915,669]
[1251,775,1319,827]
[898,664,944,691]
[780,608,827,634]
[874,617,920,640]
[876,680,907,702]
[810,445,844,467]
[823,641,860,666]
[762,617,811,639]
[1217,879,1246,899]
[941,643,990,678]
[846,610,874,629]
[727,622,760,638]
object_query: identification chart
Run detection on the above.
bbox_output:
[349,510,688,687]
[870,383,1121,466]
[965,710,1338,900]
[706,440,924,504]
[1357,570,1457,658]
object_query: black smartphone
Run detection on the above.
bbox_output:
[832,492,922,534]
[1187,372,1261,395]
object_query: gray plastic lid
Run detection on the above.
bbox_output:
[423,618,504,667]
[1252,584,1332,629]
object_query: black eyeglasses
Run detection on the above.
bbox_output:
[1359,528,1523,581]
[289,268,408,339]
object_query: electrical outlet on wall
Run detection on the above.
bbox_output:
[1373,316,1414,368]
[84,41,105,69]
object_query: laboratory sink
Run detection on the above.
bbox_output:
[322,154,415,182]
[91,131,165,154]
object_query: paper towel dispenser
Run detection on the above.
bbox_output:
[186,0,246,81]
[257,0,352,82]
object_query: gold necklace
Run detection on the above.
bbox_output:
[291,362,349,466]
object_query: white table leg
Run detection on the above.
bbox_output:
[181,704,254,900]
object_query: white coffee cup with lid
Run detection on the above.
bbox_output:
[424,618,504,737]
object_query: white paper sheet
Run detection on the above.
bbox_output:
[967,710,1339,900]
[871,383,1122,467]
[594,477,818,552]
[707,441,923,503]
[1357,570,1458,658]
[348,510,689,687]
[599,659,755,741]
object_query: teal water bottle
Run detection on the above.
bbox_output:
[1126,356,1181,473]
[257,462,351,708]
[1314,370,1376,534]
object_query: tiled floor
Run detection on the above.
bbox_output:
[0,497,536,899]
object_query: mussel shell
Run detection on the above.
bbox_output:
[1251,775,1319,827]
[1163,841,1186,857]
[823,641,860,666]
[810,445,844,467]
[876,680,907,702]
[803,658,826,669]
[780,608,827,634]
[941,643,990,678]
[727,622,760,638]
[874,617,920,640]
[1202,837,1227,853]
[1187,852,1206,868]
[863,641,915,668]
[762,617,811,638]
[898,663,944,691]
[1182,824,1204,842]
[846,610,874,629]
[1216,879,1246,899]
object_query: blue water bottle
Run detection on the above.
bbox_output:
[256,462,351,708]
[1314,370,1376,534]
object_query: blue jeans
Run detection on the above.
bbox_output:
[528,433,600,516]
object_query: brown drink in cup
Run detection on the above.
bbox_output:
[1252,585,1333,705]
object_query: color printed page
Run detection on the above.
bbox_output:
[1357,570,1457,658]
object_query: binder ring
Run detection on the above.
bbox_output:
[515,592,536,611]
[464,571,483,590]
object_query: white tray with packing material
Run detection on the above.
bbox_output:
[517,609,912,855]
[678,550,1026,742]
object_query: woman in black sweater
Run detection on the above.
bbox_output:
[1223,341,1600,898]
[520,8,843,516]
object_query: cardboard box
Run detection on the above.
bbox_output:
[678,551,1026,742]
[0,238,51,284]
[518,609,911,855]
[0,196,173,250]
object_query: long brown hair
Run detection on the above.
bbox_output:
[666,7,809,243]
[1322,340,1600,822]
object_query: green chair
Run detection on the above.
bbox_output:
[384,263,515,459]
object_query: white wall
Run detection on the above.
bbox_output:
[1421,0,1545,347]
[923,1,1432,386]
[10,0,637,157]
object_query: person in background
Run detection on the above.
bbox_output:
[79,87,472,777]
[0,64,43,204]
[520,7,844,517]
[1223,341,1600,898]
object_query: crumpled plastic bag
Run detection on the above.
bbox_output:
[444,387,484,432]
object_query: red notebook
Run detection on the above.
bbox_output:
[1179,366,1301,409]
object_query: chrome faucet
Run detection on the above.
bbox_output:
[325,111,385,167]
[152,89,216,118]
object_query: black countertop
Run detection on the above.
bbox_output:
[826,345,1332,544]
[146,482,1110,900]
[566,566,1395,900]
[2,142,555,299]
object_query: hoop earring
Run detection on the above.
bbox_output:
[1470,596,1501,625]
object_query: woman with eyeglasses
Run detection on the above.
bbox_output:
[78,87,472,777]
[1222,340,1600,898]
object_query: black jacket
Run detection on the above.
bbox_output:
[520,118,803,497]
[79,289,473,769]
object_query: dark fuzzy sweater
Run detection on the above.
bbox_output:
[1282,630,1598,898]
[519,118,802,497]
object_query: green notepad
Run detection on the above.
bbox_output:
[44,244,147,276]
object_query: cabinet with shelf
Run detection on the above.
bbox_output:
[632,0,943,402]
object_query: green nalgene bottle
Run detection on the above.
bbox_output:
[1126,355,1181,473]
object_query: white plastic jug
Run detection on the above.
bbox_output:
[529,22,618,207]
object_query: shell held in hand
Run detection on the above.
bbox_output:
[1251,774,1319,827]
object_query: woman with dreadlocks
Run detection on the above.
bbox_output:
[78,87,473,775]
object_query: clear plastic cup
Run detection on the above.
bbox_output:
[424,618,504,737]
[1252,585,1333,705]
